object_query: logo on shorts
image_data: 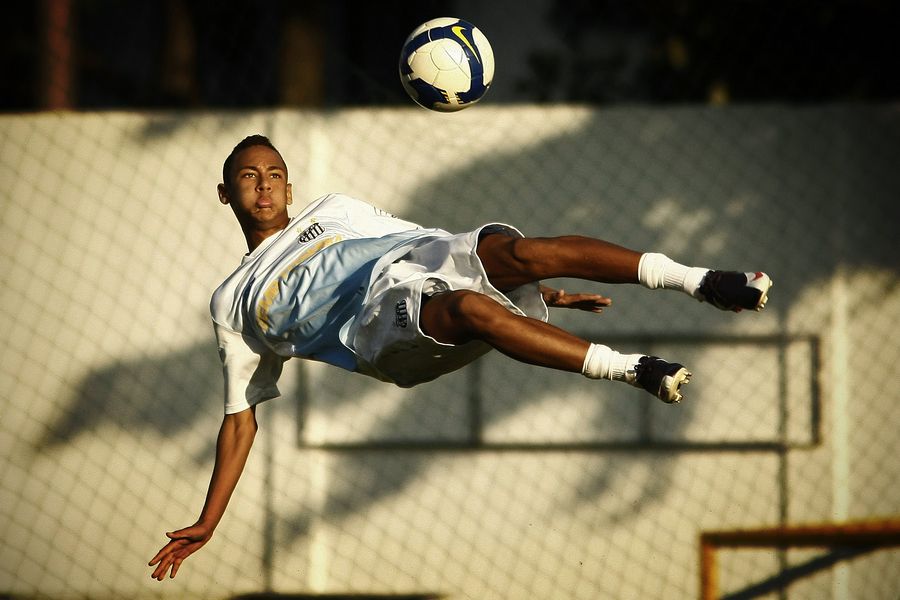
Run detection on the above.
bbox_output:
[298,222,325,243]
[395,300,409,328]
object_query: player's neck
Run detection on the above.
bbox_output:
[244,223,287,252]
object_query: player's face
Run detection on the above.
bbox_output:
[218,145,293,229]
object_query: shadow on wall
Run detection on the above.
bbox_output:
[284,105,900,544]
[38,105,900,550]
[398,106,900,299]
[278,358,690,545]
[38,333,686,545]
[39,343,222,463]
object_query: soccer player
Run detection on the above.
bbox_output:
[149,134,772,580]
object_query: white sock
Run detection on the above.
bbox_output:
[582,343,643,384]
[638,252,709,299]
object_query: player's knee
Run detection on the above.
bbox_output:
[503,237,536,270]
[443,290,507,338]
[478,235,541,286]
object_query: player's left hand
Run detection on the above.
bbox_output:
[148,522,213,580]
[543,289,612,313]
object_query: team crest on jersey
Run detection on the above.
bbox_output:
[395,300,409,328]
[298,222,325,243]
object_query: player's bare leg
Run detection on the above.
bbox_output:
[421,289,589,371]
[476,234,642,290]
[476,233,772,312]
[451,231,775,402]
[420,289,690,403]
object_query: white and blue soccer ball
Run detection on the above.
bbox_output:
[399,17,495,112]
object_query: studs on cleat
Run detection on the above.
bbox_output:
[634,356,692,404]
[662,368,692,404]
[755,278,772,312]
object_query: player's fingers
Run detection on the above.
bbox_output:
[170,557,183,579]
[151,558,170,580]
[149,541,178,566]
[588,295,612,306]
[151,539,182,564]
[149,548,167,568]
[565,293,609,306]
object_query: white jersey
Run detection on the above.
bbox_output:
[210,193,442,414]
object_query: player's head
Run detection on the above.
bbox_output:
[218,135,293,244]
[221,134,285,188]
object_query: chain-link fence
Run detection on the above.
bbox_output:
[2,2,900,599]
[1,104,898,600]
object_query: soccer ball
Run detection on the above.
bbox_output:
[399,17,495,112]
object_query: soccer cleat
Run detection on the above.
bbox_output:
[632,356,692,404]
[697,270,773,312]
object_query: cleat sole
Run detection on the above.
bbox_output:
[754,277,773,311]
[661,368,692,404]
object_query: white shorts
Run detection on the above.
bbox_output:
[348,224,549,387]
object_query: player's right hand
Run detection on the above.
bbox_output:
[543,288,612,313]
[148,522,213,580]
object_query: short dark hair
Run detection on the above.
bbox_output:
[222,134,284,186]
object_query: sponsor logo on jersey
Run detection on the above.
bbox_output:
[298,222,325,243]
[395,300,409,328]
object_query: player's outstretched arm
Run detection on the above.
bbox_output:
[541,285,612,313]
[149,407,258,580]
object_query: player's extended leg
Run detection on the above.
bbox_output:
[475,234,643,290]
[476,233,772,312]
[421,289,589,371]
[420,289,691,403]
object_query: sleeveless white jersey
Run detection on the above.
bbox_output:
[210,193,440,414]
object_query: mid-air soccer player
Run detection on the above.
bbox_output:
[149,134,771,580]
